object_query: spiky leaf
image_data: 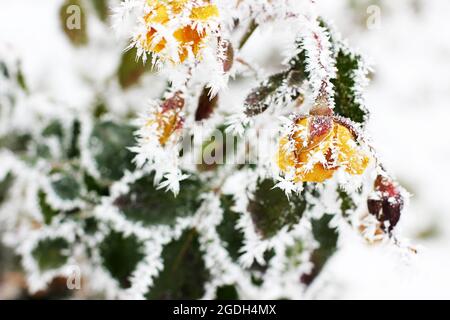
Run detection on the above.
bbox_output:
[118,48,153,89]
[248,179,307,238]
[99,231,145,288]
[92,0,109,22]
[0,172,14,204]
[0,133,31,154]
[88,120,135,182]
[67,119,81,159]
[216,195,244,262]
[249,249,275,287]
[32,238,70,271]
[332,50,369,123]
[301,214,338,285]
[50,170,82,201]
[216,284,239,300]
[146,229,209,299]
[337,187,357,218]
[113,172,203,226]
[244,70,303,117]
[38,190,59,225]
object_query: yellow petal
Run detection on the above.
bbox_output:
[334,123,370,175]
[295,163,336,183]
[276,117,370,184]
[277,136,296,172]
[190,5,219,21]
[174,26,205,62]
[145,4,170,24]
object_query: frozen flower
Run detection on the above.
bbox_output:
[135,0,220,64]
[277,115,370,183]
[131,92,186,194]
[145,91,185,146]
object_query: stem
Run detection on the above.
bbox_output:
[170,228,196,274]
[235,57,258,77]
[239,19,258,50]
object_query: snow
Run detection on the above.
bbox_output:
[315,0,450,299]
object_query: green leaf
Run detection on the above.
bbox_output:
[288,27,369,124]
[248,179,307,238]
[93,100,108,119]
[331,50,369,123]
[285,240,304,268]
[38,190,59,225]
[83,172,109,197]
[243,35,309,118]
[215,284,239,300]
[0,60,26,91]
[50,171,81,201]
[0,61,9,78]
[92,0,109,22]
[301,214,338,285]
[0,172,14,204]
[315,19,369,123]
[244,70,304,117]
[88,120,136,182]
[145,229,209,299]
[216,195,244,262]
[288,41,308,73]
[60,0,88,46]
[239,19,258,49]
[17,118,79,162]
[99,231,145,288]
[337,187,357,218]
[42,121,64,139]
[16,64,27,92]
[67,119,81,159]
[41,119,82,160]
[83,217,99,235]
[0,133,31,153]
[33,120,68,160]
[32,238,70,271]
[312,214,338,260]
[38,167,84,223]
[248,249,275,287]
[113,172,203,227]
[118,48,153,89]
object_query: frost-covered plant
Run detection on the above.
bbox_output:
[0,0,412,299]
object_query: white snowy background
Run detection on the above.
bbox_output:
[0,0,449,299]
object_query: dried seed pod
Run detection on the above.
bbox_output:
[195,86,219,121]
[221,40,234,73]
[367,174,404,233]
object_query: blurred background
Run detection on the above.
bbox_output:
[1,0,449,299]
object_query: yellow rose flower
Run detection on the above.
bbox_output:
[139,0,219,63]
[277,116,370,183]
